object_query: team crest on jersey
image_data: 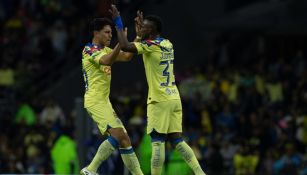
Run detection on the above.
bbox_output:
[100,66,111,75]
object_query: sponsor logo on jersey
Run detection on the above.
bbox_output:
[100,66,111,75]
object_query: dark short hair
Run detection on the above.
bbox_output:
[89,18,113,35]
[145,15,162,34]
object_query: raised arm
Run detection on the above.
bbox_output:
[98,44,121,65]
[110,5,138,53]
[116,27,141,62]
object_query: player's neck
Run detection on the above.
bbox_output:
[149,34,160,40]
[92,39,104,48]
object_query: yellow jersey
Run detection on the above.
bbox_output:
[82,43,113,107]
[134,38,180,104]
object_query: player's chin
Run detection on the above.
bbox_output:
[105,41,111,46]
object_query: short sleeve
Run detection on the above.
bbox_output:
[134,41,155,54]
[82,46,112,65]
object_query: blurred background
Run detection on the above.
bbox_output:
[1,0,307,174]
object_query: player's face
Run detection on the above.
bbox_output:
[96,25,112,46]
[140,20,154,40]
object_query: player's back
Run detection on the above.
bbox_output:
[135,38,181,104]
[82,43,113,107]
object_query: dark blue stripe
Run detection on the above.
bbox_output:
[119,148,134,154]
[170,138,183,146]
[156,37,164,41]
[107,136,119,148]
[85,42,93,47]
[151,137,165,142]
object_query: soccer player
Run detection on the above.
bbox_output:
[110,5,207,175]
[81,18,143,175]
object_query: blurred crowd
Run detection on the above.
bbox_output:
[1,0,307,175]
[176,51,307,175]
[0,0,92,100]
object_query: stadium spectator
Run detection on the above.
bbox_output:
[51,129,80,174]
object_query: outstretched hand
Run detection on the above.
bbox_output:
[135,10,143,26]
[134,10,143,37]
[109,4,124,30]
[109,4,120,19]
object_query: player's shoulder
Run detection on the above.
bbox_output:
[159,38,173,51]
[160,38,172,46]
[83,43,102,56]
[140,37,172,47]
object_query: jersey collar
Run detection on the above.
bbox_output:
[86,42,103,50]
[155,37,164,41]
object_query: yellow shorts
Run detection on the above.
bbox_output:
[85,101,126,135]
[147,99,182,134]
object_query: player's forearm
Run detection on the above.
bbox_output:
[116,37,141,62]
[99,44,121,65]
[116,28,135,52]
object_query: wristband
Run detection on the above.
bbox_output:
[114,16,123,30]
